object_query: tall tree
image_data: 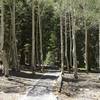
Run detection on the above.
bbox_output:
[72,11,78,79]
[65,12,69,71]
[99,19,100,69]
[71,0,78,78]
[0,0,9,76]
[11,0,18,71]
[60,14,64,73]
[69,13,72,71]
[0,0,4,51]
[32,0,36,72]
[69,1,73,71]
[38,1,43,71]
[36,8,40,66]
[82,0,89,72]
[84,18,88,72]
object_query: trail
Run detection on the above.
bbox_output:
[21,70,60,100]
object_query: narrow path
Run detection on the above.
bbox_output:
[21,70,60,100]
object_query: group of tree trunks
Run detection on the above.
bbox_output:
[0,0,100,79]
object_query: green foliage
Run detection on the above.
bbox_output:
[44,51,56,65]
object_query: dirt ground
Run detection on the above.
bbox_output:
[0,76,26,100]
[59,72,100,100]
[0,71,100,100]
[0,71,43,100]
[0,70,59,100]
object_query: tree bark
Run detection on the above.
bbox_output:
[11,0,18,71]
[0,0,4,51]
[0,51,9,76]
[38,3,43,71]
[69,14,72,70]
[84,19,88,72]
[32,0,36,72]
[0,0,9,76]
[72,11,78,79]
[60,15,64,73]
[36,13,40,66]
[82,2,89,72]
[65,12,69,72]
[99,20,100,70]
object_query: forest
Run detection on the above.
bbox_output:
[0,0,100,100]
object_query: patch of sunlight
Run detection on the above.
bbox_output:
[20,93,58,100]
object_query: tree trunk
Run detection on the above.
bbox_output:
[60,15,64,73]
[84,19,88,72]
[0,0,9,76]
[72,11,78,79]
[32,0,36,72]
[65,12,69,72]
[38,4,43,72]
[99,20,100,70]
[69,14,72,70]
[11,0,18,71]
[0,51,9,76]
[0,0,4,50]
[36,13,40,67]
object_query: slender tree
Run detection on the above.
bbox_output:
[84,19,89,72]
[36,10,40,66]
[69,13,72,71]
[82,1,89,72]
[0,0,4,51]
[0,0,9,76]
[32,0,36,72]
[65,12,69,72]
[11,0,19,71]
[60,14,64,73]
[69,2,73,70]
[38,1,43,71]
[99,20,100,69]
[72,9,78,79]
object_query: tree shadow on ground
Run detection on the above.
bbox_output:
[62,73,100,97]
[41,75,57,80]
[9,70,58,80]
[63,77,86,83]
[47,70,60,73]
[7,74,57,87]
[10,71,42,79]
[28,84,53,96]
[3,86,26,93]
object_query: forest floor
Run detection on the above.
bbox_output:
[58,72,100,100]
[0,71,41,100]
[0,70,100,100]
[0,70,60,100]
